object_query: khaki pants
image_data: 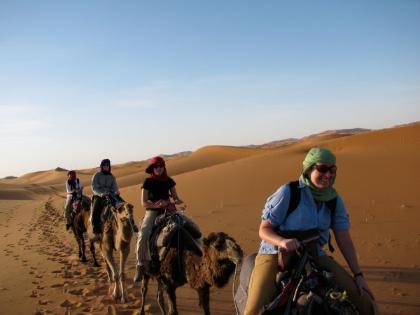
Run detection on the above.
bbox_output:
[64,197,73,223]
[244,253,378,315]
[136,210,159,264]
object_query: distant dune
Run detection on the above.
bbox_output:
[1,123,419,314]
[2,176,18,180]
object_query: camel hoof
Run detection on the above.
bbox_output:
[93,262,100,267]
[81,257,87,263]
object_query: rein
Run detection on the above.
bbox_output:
[233,263,241,315]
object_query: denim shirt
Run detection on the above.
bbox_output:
[259,180,350,256]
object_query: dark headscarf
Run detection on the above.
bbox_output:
[67,170,77,190]
[100,159,111,174]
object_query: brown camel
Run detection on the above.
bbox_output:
[138,231,243,315]
[90,202,136,303]
[69,195,97,265]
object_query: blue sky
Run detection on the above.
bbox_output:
[1,0,419,178]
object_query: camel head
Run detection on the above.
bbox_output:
[202,232,243,265]
[112,203,135,227]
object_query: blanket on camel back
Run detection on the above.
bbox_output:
[149,212,202,267]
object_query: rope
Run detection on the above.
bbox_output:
[175,213,182,272]
[127,215,137,234]
[232,263,241,315]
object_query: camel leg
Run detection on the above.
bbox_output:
[165,285,178,315]
[139,275,150,315]
[102,248,120,301]
[197,285,210,315]
[105,262,112,283]
[119,241,130,303]
[157,281,167,315]
[71,227,83,259]
[79,229,87,263]
[89,240,100,267]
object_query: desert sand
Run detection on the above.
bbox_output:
[1,123,419,315]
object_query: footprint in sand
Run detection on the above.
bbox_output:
[68,288,84,295]
[60,299,75,308]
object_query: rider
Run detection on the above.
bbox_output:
[64,170,83,230]
[133,156,200,281]
[91,159,125,241]
[244,147,377,315]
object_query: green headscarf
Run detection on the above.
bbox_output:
[299,147,338,202]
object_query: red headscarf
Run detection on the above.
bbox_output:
[145,156,169,181]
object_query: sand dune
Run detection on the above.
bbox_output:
[1,124,420,314]
[0,184,36,200]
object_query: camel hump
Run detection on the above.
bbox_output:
[150,213,202,261]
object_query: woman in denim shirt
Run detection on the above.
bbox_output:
[244,147,377,315]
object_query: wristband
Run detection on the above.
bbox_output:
[353,272,364,278]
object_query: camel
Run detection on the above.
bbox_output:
[69,195,97,265]
[138,231,244,315]
[90,201,136,303]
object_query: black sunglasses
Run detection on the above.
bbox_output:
[313,164,337,174]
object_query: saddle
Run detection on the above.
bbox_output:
[234,230,356,315]
[149,212,202,265]
[72,195,91,214]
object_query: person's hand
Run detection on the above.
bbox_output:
[174,198,184,205]
[279,238,300,252]
[355,276,375,300]
[100,192,108,198]
[154,199,168,208]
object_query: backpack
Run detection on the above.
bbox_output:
[234,181,338,315]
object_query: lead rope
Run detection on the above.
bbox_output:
[126,209,137,234]
[233,263,241,315]
[175,213,182,271]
